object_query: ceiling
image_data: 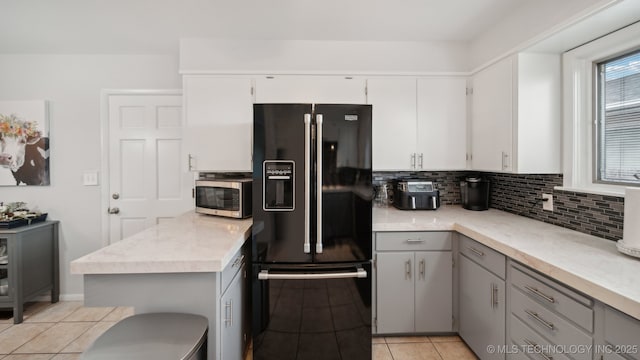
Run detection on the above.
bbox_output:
[0,0,532,54]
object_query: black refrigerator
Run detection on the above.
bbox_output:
[252,103,372,360]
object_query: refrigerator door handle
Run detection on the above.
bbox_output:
[304,113,312,254]
[316,113,323,254]
[258,267,367,280]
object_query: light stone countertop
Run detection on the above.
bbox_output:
[70,205,640,320]
[70,211,251,274]
[375,205,640,320]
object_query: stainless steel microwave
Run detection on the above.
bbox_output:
[195,179,252,219]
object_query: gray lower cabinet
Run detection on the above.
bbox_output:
[375,231,453,334]
[602,306,640,360]
[0,221,59,324]
[219,249,248,360]
[220,264,245,360]
[508,262,594,360]
[458,236,506,360]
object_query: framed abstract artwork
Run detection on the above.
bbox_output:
[0,101,50,186]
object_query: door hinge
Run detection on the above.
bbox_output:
[192,188,195,198]
[374,317,377,328]
[365,86,368,96]
[250,86,254,96]
[452,257,455,268]
[373,257,376,270]
[466,87,473,95]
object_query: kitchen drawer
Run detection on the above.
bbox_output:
[376,231,452,251]
[604,307,640,360]
[510,287,593,360]
[510,314,572,360]
[459,235,506,279]
[510,264,593,332]
[221,247,246,293]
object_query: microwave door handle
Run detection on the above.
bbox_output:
[304,114,312,254]
[316,113,323,254]
[432,196,437,209]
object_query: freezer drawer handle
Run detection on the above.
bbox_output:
[257,268,367,280]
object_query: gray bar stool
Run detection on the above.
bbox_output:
[82,313,208,360]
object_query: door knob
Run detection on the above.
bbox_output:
[108,207,120,214]
[112,193,120,200]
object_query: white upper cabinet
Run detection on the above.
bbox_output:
[367,78,418,171]
[417,77,467,170]
[254,75,366,104]
[470,53,561,173]
[183,75,254,172]
[367,77,467,171]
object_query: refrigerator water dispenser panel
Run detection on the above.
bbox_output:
[263,160,295,211]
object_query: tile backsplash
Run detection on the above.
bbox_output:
[373,171,625,241]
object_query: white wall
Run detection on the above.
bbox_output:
[0,54,180,299]
[180,39,469,74]
[469,0,613,69]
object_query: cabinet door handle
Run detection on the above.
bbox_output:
[502,151,509,170]
[524,285,556,304]
[523,339,554,360]
[410,153,416,169]
[188,153,195,171]
[491,284,499,308]
[405,259,411,280]
[418,153,424,169]
[467,246,485,257]
[419,259,425,280]
[225,300,233,327]
[232,255,245,268]
[524,309,555,330]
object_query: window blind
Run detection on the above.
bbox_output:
[596,51,640,185]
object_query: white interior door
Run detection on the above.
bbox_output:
[108,93,193,244]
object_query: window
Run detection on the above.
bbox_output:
[595,51,640,185]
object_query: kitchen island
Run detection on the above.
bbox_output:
[71,206,640,359]
[70,211,251,360]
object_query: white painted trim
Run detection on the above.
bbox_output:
[179,69,472,77]
[561,22,640,197]
[99,89,182,248]
[554,186,625,197]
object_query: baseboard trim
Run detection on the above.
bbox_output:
[33,294,84,302]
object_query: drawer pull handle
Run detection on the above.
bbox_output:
[467,246,485,257]
[524,285,556,304]
[406,239,425,243]
[525,309,555,330]
[523,339,553,360]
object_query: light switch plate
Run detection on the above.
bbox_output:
[83,171,99,186]
[542,193,554,211]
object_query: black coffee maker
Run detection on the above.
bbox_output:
[460,176,490,211]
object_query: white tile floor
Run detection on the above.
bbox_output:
[1,302,478,360]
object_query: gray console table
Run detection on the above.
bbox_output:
[0,221,59,323]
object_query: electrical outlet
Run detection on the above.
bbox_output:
[542,193,554,212]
